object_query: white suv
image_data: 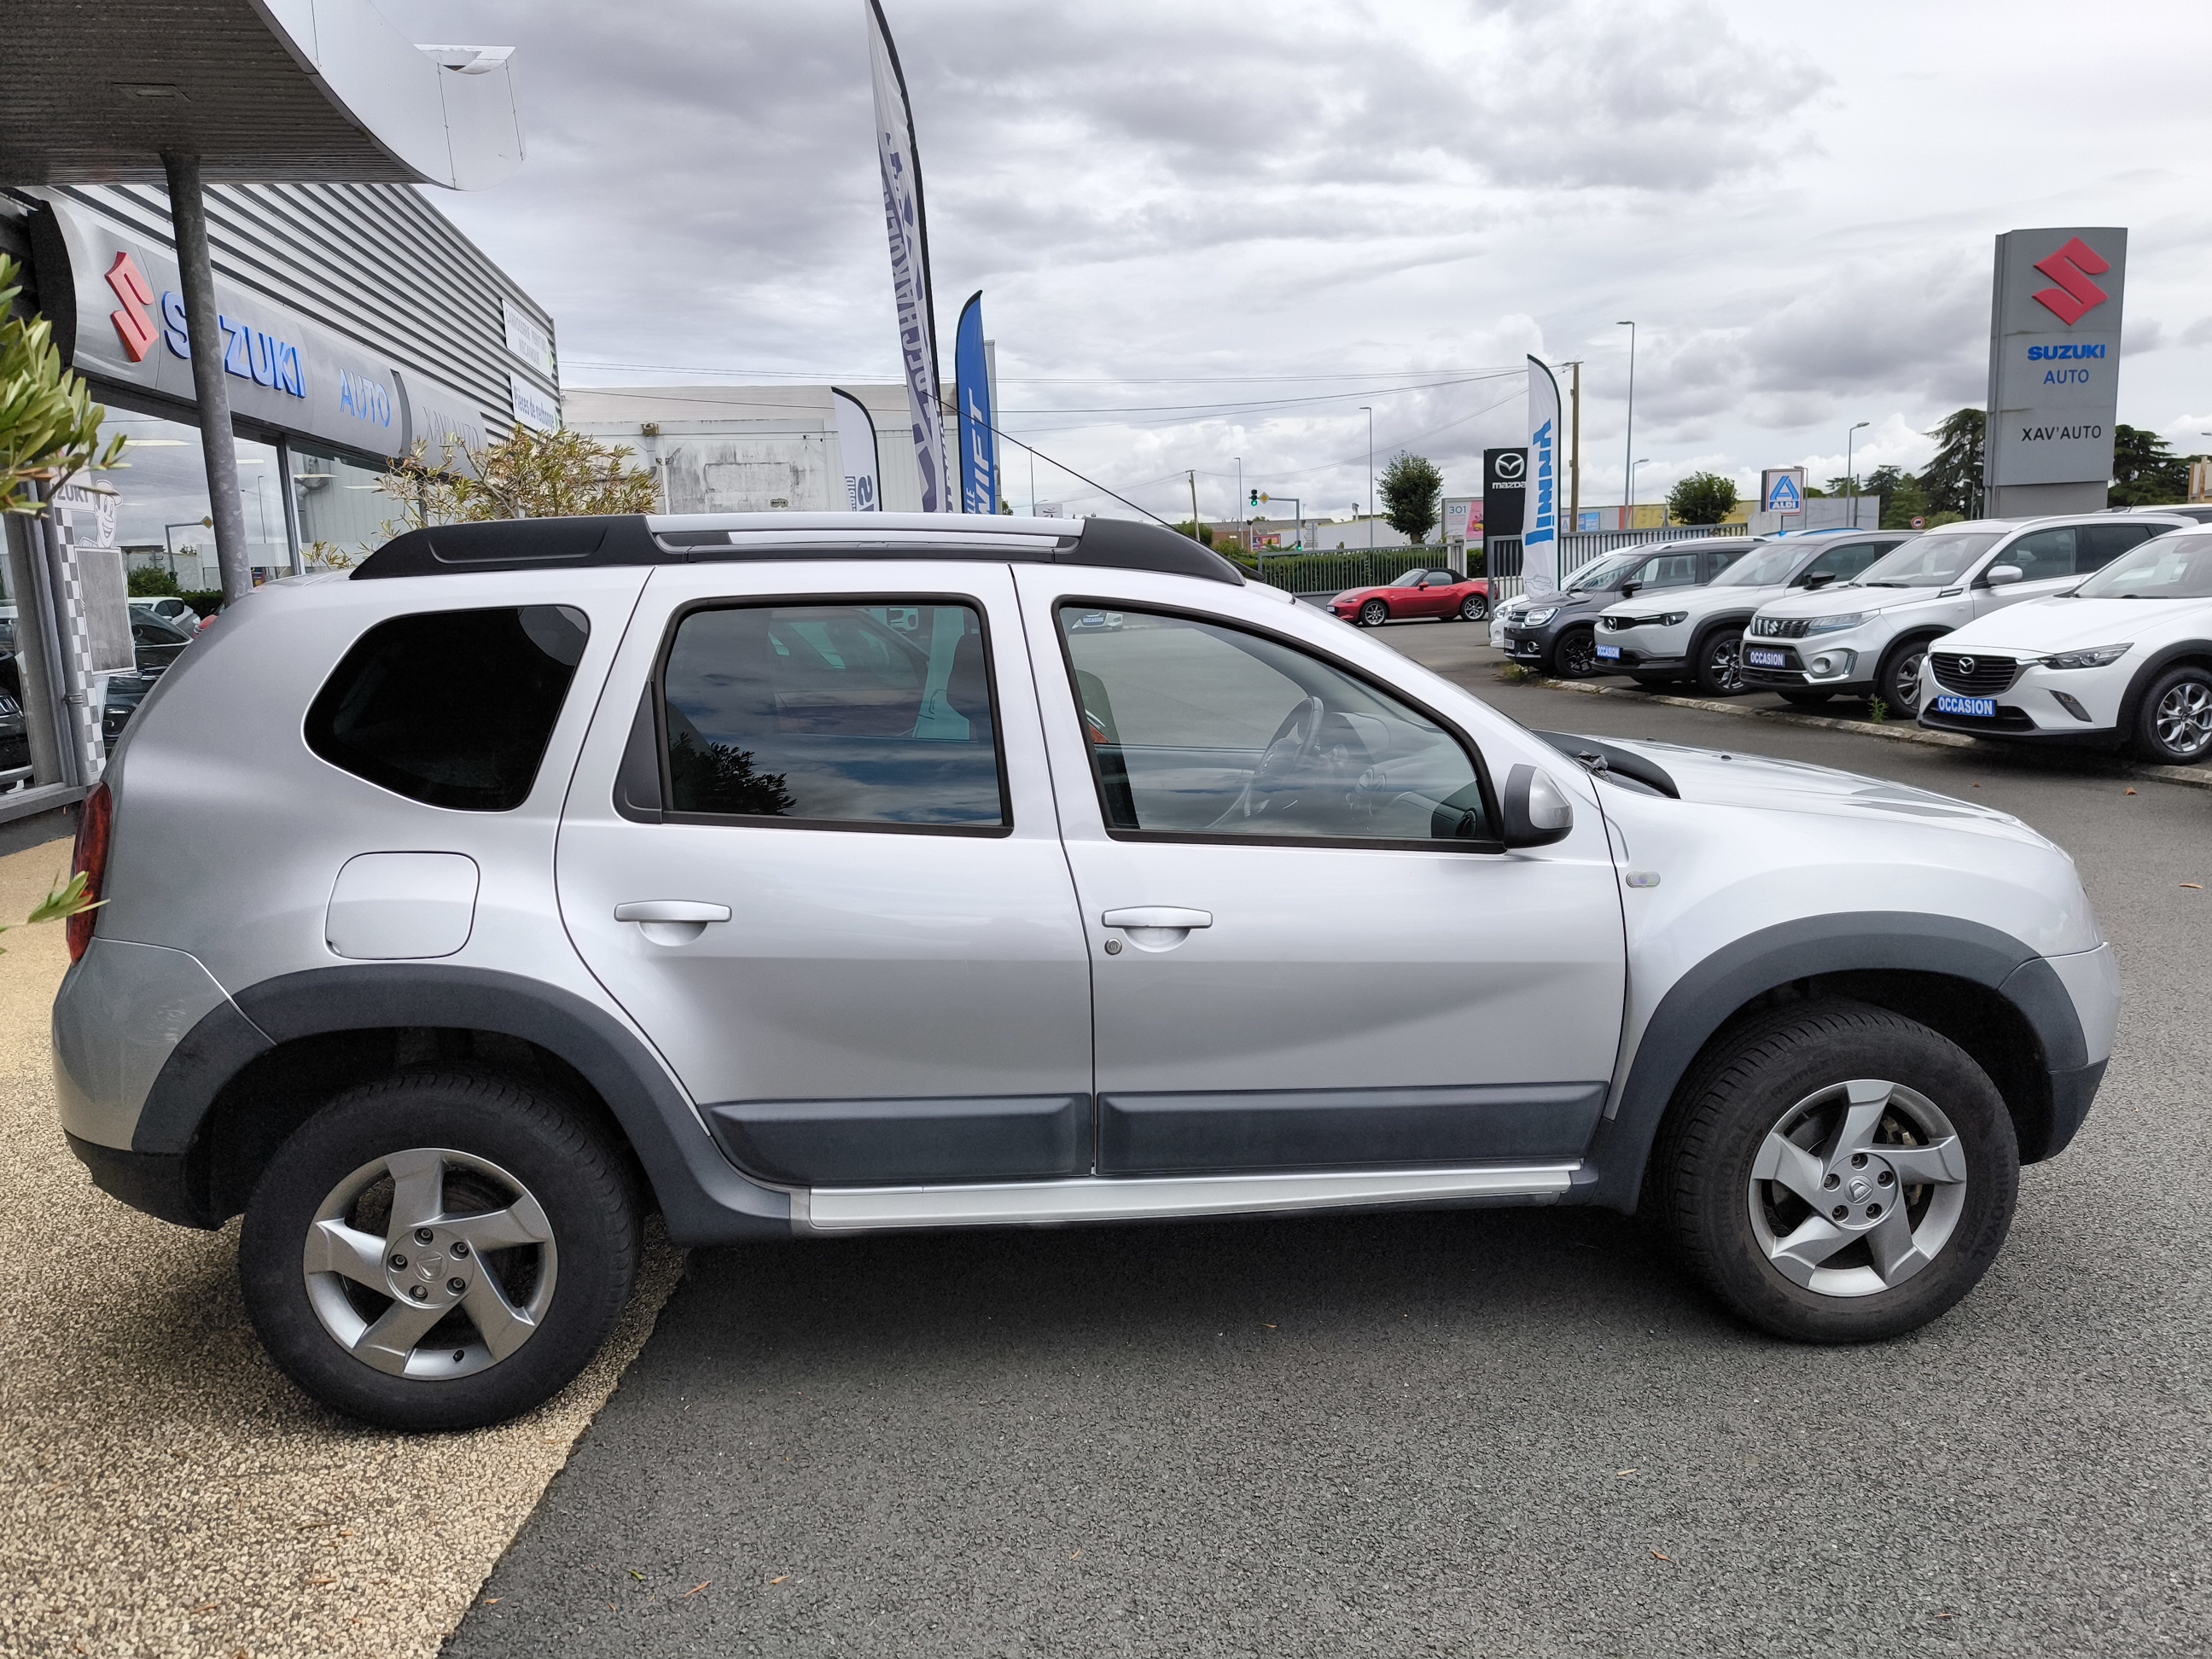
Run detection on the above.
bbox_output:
[1593,532,1907,696]
[1917,523,2212,762]
[1743,515,2193,714]
[53,512,2117,1429]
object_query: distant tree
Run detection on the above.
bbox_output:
[1667,472,1737,526]
[1918,409,1984,519]
[375,425,661,536]
[2110,424,2190,506]
[1867,466,1930,528]
[1379,451,1443,544]
[1173,518,1215,546]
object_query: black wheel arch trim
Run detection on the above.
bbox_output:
[2116,642,2212,739]
[135,964,792,1243]
[1576,911,2091,1212]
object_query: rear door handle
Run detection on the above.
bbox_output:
[614,900,732,923]
[1102,907,1213,930]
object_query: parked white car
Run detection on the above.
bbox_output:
[1743,514,2193,714]
[1593,532,1906,696]
[1917,523,2212,762]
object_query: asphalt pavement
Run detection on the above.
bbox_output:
[446,620,2212,1659]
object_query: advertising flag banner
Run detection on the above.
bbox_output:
[831,386,882,511]
[1523,355,1564,597]
[864,0,946,512]
[953,291,998,514]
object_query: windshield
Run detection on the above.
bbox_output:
[1854,532,2005,586]
[1710,543,1801,587]
[1562,552,1640,591]
[1390,568,1445,587]
[2072,531,2212,599]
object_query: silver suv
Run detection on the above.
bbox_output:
[55,513,2119,1428]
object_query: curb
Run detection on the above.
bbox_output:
[1510,674,2212,794]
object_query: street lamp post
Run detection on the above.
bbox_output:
[1845,420,1870,527]
[1630,457,1649,527]
[1361,405,1374,550]
[1617,321,1636,532]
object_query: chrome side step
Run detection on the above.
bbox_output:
[793,1162,1580,1234]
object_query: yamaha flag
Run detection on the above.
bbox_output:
[1523,355,1564,598]
[953,291,998,514]
[831,387,882,511]
[864,0,946,511]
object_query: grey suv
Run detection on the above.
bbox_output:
[55,513,2117,1429]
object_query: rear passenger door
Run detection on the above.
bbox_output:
[555,562,1095,1189]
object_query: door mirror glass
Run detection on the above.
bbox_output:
[1983,563,2025,587]
[660,601,1007,829]
[1056,606,1492,845]
[1499,765,1573,848]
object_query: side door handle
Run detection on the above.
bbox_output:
[614,899,731,946]
[1102,906,1213,952]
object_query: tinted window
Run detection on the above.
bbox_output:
[661,602,1004,828]
[306,605,589,811]
[1637,554,1701,588]
[1802,540,1892,583]
[2073,531,2212,598]
[2078,522,2162,568]
[1057,606,1487,843]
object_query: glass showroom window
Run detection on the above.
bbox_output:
[290,443,399,570]
[106,410,290,594]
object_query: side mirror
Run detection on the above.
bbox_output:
[1500,765,1574,849]
[1800,570,1837,589]
[1618,580,1643,597]
[1983,563,2024,587]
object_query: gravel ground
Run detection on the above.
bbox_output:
[448,632,2212,1659]
[0,838,683,1659]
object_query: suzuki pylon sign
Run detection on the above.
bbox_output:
[1986,226,2127,515]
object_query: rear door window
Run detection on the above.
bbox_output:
[2001,527,2078,580]
[2079,521,2163,570]
[659,600,1006,830]
[306,605,590,811]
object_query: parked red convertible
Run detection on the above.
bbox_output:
[1330,567,1490,626]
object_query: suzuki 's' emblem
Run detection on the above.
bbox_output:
[105,252,157,362]
[2031,236,2110,327]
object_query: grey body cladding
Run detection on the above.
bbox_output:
[1985,226,2126,516]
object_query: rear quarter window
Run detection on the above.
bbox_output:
[305,606,590,811]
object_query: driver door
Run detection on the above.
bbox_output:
[1016,570,1626,1177]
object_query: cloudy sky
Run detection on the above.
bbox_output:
[384,0,2212,524]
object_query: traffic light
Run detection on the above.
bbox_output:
[1249,489,1260,506]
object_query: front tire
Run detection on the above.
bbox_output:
[1359,599,1389,627]
[1550,626,1599,678]
[1694,628,1748,696]
[1876,637,1935,716]
[1654,1001,2017,1343]
[1458,593,1488,622]
[239,1072,640,1430]
[2129,665,2212,764]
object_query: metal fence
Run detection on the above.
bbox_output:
[1239,547,1458,596]
[1483,523,1749,606]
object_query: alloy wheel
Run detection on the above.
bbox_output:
[1359,600,1388,627]
[1555,629,1598,678]
[1703,633,1745,694]
[2153,678,2212,759]
[1460,594,1487,621]
[1887,647,1927,713]
[1746,1078,1968,1299]
[301,1146,557,1379]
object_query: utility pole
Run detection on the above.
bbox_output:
[1234,457,1243,550]
[1617,321,1637,533]
[1846,420,1869,527]
[1189,469,1200,540]
[1563,361,1584,533]
[1361,405,1374,550]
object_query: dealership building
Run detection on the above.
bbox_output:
[0,0,547,847]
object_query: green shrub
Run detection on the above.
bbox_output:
[126,566,181,597]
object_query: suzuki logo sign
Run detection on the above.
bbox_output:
[2031,236,2111,327]
[104,252,158,362]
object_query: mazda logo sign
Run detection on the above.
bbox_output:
[1494,453,1525,480]
[1958,656,1975,671]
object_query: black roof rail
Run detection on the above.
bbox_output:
[350,513,1244,585]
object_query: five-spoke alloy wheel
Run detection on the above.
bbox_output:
[241,1072,638,1429]
[1656,1000,2017,1342]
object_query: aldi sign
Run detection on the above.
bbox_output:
[1761,468,1807,515]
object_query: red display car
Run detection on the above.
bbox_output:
[1329,566,1491,627]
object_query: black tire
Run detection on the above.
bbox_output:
[1359,599,1389,627]
[1694,628,1748,696]
[2128,664,2212,764]
[239,1072,640,1430]
[1876,636,1936,717]
[1779,690,1833,707]
[1458,593,1488,622]
[1653,1000,2018,1343]
[1550,626,1599,678]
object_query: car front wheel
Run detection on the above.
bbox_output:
[239,1072,640,1430]
[2131,665,2212,764]
[1877,637,1933,715]
[1550,626,1599,678]
[1653,1000,2017,1342]
[1359,599,1388,627]
[1458,593,1488,622]
[1695,629,1747,696]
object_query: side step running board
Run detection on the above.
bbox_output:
[793,1162,1580,1233]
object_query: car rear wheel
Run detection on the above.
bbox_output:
[1550,626,1599,678]
[1359,599,1388,627]
[1654,1000,2017,1342]
[1458,593,1488,622]
[1876,637,1934,716]
[2130,666,2212,764]
[1695,629,1747,696]
[239,1071,640,1430]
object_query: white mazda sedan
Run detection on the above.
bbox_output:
[1917,525,2212,764]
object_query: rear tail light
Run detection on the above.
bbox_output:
[67,781,112,963]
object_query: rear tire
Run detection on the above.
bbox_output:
[239,1072,640,1430]
[1654,1001,2017,1343]
[2128,665,2212,764]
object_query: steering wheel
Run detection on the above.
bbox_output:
[1211,696,1326,827]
